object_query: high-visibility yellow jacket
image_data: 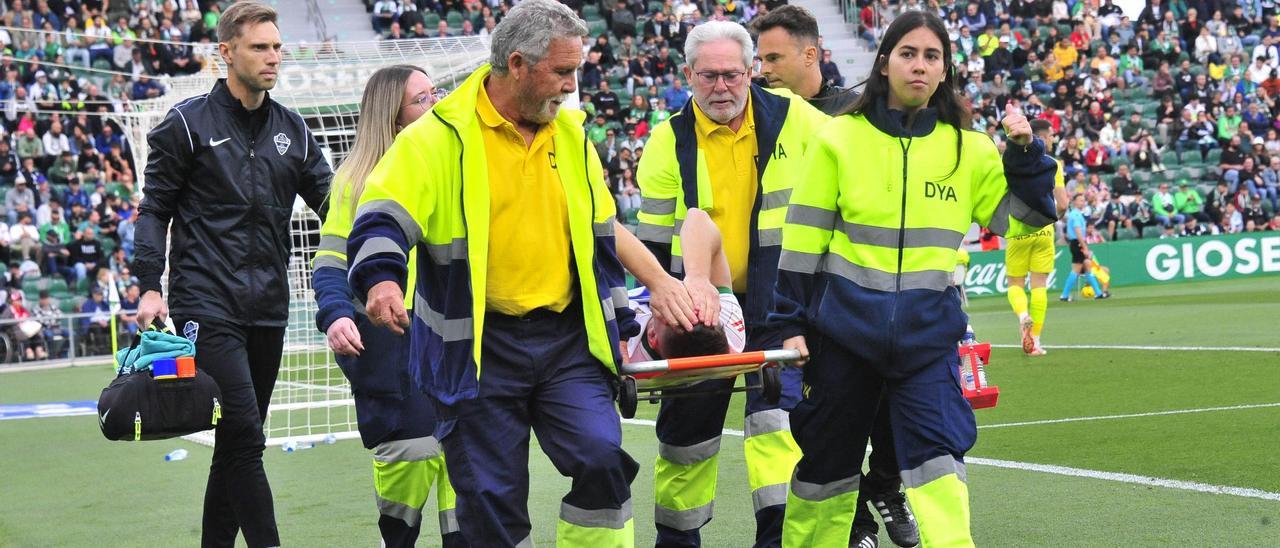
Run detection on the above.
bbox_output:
[636,84,830,334]
[771,97,1058,375]
[345,64,635,413]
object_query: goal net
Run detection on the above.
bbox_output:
[108,36,491,446]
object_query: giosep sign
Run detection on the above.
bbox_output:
[1145,236,1280,281]
[960,233,1280,297]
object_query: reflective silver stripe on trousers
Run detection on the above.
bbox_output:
[560,499,633,529]
[654,501,714,531]
[318,234,347,255]
[752,483,789,511]
[744,409,789,437]
[822,254,952,292]
[351,236,405,268]
[791,470,861,502]
[439,508,459,534]
[594,219,616,237]
[355,198,423,244]
[641,197,677,215]
[786,204,838,230]
[515,535,535,548]
[778,249,823,274]
[373,436,442,463]
[759,227,782,247]
[658,436,722,465]
[424,238,468,265]
[761,188,793,210]
[313,254,347,271]
[671,254,684,274]
[835,219,965,249]
[414,293,474,342]
[902,455,967,489]
[376,495,423,527]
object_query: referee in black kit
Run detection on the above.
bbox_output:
[134,2,331,546]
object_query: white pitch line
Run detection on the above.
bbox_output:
[966,457,1280,502]
[989,343,1280,352]
[619,416,1280,502]
[979,402,1280,429]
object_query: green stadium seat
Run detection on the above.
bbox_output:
[422,13,440,27]
[1115,227,1138,241]
[58,299,79,313]
[587,18,607,36]
[583,4,599,18]
[1205,148,1222,164]
[446,11,463,28]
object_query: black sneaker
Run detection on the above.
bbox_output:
[851,529,879,548]
[1059,296,1072,302]
[871,492,919,547]
[1096,291,1111,299]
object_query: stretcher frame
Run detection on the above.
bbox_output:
[615,349,804,419]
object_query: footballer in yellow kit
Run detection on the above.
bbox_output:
[1005,119,1069,356]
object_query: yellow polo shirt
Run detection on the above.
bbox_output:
[693,97,757,294]
[477,82,573,316]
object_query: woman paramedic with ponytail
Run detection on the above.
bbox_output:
[770,11,1058,547]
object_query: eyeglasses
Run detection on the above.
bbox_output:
[405,88,448,110]
[693,71,746,86]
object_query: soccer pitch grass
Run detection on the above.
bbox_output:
[1,277,1277,546]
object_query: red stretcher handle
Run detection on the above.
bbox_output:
[621,349,803,376]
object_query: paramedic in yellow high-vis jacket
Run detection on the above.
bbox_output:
[344,2,640,546]
[311,66,460,548]
[769,12,1058,548]
[634,20,831,548]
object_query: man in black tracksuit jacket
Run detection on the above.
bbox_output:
[134,5,331,547]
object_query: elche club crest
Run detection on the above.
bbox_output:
[273,133,291,156]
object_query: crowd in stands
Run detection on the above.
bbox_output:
[0,0,220,361]
[369,0,1280,240]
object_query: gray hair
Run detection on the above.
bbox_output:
[489,0,589,74]
[684,21,754,71]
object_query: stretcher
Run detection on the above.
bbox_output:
[958,342,1000,409]
[615,349,804,419]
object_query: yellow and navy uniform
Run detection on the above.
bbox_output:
[345,64,638,546]
[636,84,830,544]
[1005,158,1065,277]
[314,179,460,546]
[772,97,1057,548]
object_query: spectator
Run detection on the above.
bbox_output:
[1207,180,1235,224]
[119,283,140,337]
[5,289,46,360]
[68,229,102,283]
[38,228,72,284]
[819,48,843,87]
[1153,182,1186,227]
[9,213,40,262]
[1180,215,1213,237]
[1111,164,1140,203]
[1129,192,1158,238]
[32,289,64,358]
[80,286,112,355]
[1084,138,1115,174]
[662,77,691,111]
[1174,181,1211,223]
[1222,202,1245,233]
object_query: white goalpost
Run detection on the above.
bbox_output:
[108,36,491,446]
